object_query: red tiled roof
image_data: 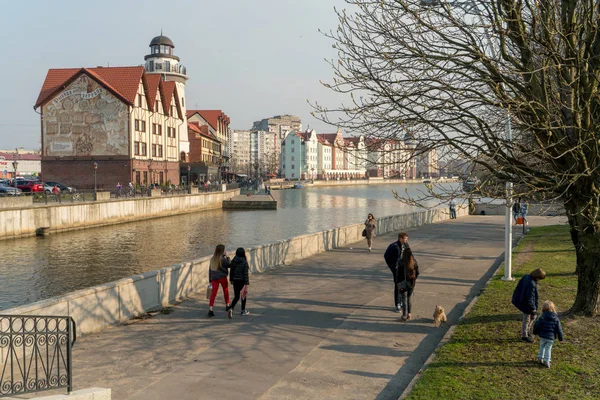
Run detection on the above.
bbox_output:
[345,136,362,144]
[145,74,161,110]
[0,152,41,161]
[35,66,145,108]
[187,110,230,130]
[161,81,176,116]
[188,122,220,142]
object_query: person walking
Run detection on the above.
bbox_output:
[513,198,522,223]
[384,232,410,312]
[208,244,232,318]
[449,198,457,219]
[520,199,529,225]
[397,247,420,321]
[364,213,377,251]
[511,268,546,342]
[532,300,564,368]
[227,247,250,316]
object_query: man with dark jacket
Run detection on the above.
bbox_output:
[512,268,546,342]
[384,232,410,312]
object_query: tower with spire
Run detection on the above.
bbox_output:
[144,32,189,159]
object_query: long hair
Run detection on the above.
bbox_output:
[235,247,246,260]
[542,300,556,313]
[402,248,416,280]
[210,244,225,271]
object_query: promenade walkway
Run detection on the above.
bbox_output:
[69,215,564,399]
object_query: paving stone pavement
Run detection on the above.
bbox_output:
[61,216,565,400]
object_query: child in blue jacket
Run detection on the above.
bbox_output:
[533,300,564,368]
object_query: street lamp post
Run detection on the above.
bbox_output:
[12,160,18,189]
[148,159,153,185]
[93,162,98,195]
[187,165,191,192]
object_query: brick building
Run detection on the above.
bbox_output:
[34,66,184,188]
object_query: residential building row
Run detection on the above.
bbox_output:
[230,125,439,181]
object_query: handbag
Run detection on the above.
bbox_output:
[205,284,212,300]
[362,229,367,237]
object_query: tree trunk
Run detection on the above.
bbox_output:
[566,199,600,316]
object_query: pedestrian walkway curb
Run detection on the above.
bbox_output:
[398,234,525,399]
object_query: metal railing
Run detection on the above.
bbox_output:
[0,315,76,397]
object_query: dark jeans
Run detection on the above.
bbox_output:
[390,267,399,306]
[229,280,246,311]
[399,287,414,316]
[450,208,456,219]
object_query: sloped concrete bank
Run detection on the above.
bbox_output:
[0,189,239,240]
[1,206,466,339]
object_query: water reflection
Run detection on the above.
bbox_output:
[0,183,456,309]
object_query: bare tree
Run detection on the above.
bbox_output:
[314,0,600,315]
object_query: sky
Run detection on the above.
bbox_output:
[0,0,348,150]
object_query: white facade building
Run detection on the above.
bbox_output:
[281,130,317,180]
[143,34,189,161]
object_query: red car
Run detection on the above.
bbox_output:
[16,180,45,193]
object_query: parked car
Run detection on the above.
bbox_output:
[0,185,22,196]
[15,180,45,193]
[44,181,76,193]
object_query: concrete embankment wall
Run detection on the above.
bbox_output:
[309,178,454,187]
[0,190,239,240]
[2,206,467,338]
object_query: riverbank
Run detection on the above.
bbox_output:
[404,225,599,399]
[0,189,239,240]
[2,206,467,337]
[50,216,560,399]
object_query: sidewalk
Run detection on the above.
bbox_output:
[66,216,563,400]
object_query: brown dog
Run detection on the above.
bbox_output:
[433,305,447,327]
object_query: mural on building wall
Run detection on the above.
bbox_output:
[42,75,129,156]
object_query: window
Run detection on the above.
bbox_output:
[159,172,164,184]
[137,94,143,108]
[292,164,295,169]
[143,171,148,184]
[134,141,140,155]
[135,171,141,184]
[283,164,286,169]
[152,123,162,135]
[158,145,163,157]
[135,119,146,132]
[148,61,154,71]
[141,142,147,156]
[181,97,185,107]
[291,140,295,144]
[291,148,295,153]
[291,156,295,161]
[152,144,157,157]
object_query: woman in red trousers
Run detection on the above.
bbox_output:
[208,244,232,318]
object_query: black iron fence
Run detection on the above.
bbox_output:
[0,315,76,397]
[31,190,93,204]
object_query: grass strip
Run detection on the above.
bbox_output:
[406,225,600,400]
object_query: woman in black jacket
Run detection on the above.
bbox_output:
[398,247,419,321]
[227,247,250,316]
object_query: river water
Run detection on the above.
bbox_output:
[0,183,456,309]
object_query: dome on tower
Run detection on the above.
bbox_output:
[150,35,174,48]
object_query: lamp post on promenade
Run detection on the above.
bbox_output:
[12,159,18,189]
[93,162,98,195]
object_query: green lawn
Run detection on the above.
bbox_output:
[406,225,600,400]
